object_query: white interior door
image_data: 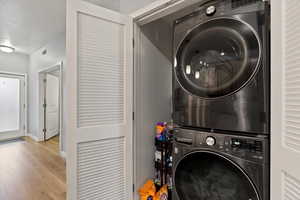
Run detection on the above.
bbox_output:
[45,74,59,140]
[271,1,300,199]
[0,74,25,141]
[66,0,133,199]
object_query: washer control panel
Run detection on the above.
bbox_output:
[202,133,267,163]
[231,138,263,153]
[173,128,269,164]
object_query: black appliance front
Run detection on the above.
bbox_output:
[172,128,269,200]
[173,0,270,135]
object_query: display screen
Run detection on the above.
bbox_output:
[231,138,263,152]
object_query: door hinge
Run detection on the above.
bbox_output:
[43,103,47,108]
[132,112,135,121]
[43,128,46,133]
[133,184,135,192]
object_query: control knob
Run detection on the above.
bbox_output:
[206,136,216,146]
[206,5,216,16]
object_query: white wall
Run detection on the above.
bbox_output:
[83,0,158,14]
[120,0,158,14]
[0,52,29,74]
[28,33,66,151]
[84,0,120,11]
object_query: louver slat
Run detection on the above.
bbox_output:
[77,13,124,128]
[284,0,300,152]
[77,137,125,200]
[283,172,300,200]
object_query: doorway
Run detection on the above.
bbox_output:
[39,63,63,154]
[0,72,26,141]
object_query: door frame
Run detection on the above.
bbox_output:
[131,0,207,25]
[0,71,27,141]
[133,1,282,200]
[38,62,63,154]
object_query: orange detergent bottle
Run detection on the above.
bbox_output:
[139,180,156,200]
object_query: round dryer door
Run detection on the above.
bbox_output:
[174,152,259,200]
[175,18,261,98]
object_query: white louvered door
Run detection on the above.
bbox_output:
[66,1,133,199]
[271,1,300,199]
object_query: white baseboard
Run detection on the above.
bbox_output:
[27,133,43,142]
[60,151,67,159]
[0,134,22,142]
[46,133,59,140]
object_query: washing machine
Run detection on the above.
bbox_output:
[172,128,269,200]
[173,0,270,135]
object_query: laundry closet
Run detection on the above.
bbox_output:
[135,1,270,199]
[65,0,300,200]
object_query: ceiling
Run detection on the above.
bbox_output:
[0,0,66,55]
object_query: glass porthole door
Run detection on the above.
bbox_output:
[175,18,261,98]
[174,152,259,200]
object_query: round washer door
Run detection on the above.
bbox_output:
[174,152,259,200]
[175,18,261,98]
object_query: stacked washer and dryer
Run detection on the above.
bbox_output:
[172,0,270,200]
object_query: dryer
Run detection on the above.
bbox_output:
[172,128,269,200]
[173,0,270,134]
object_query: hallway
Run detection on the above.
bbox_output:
[0,137,66,200]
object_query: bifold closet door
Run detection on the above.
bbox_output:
[271,1,300,199]
[66,0,133,199]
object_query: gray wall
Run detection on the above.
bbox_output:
[134,19,173,198]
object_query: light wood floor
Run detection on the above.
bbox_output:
[0,136,66,200]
